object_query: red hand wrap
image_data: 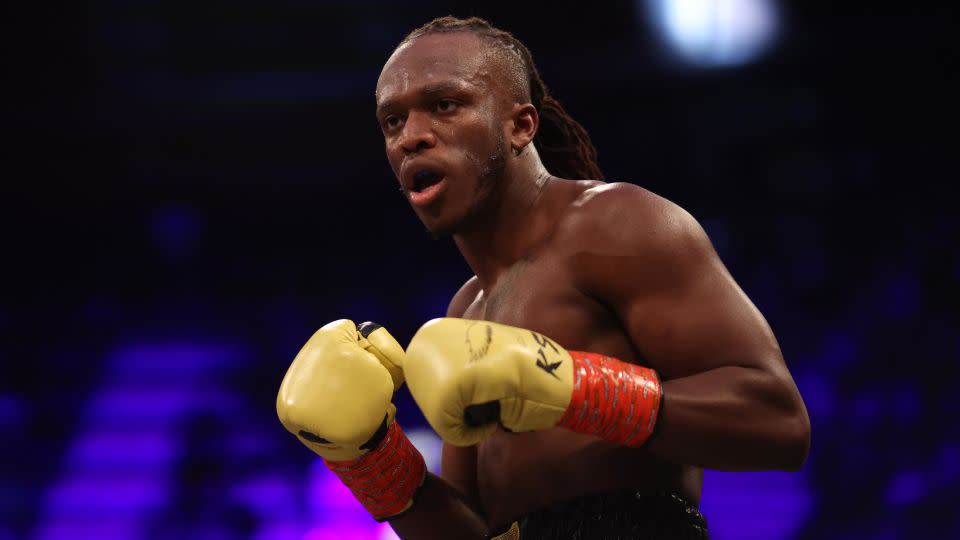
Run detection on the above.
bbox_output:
[558,351,663,447]
[324,421,426,521]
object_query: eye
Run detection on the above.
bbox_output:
[435,99,459,113]
[382,115,403,131]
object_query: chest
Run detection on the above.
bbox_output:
[459,255,653,523]
[460,254,634,360]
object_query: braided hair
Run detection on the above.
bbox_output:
[399,16,604,181]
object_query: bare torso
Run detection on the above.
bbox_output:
[452,181,703,528]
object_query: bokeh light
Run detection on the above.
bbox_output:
[643,0,780,67]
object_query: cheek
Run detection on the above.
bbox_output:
[452,112,501,164]
[384,141,403,177]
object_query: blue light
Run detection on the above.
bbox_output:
[644,0,780,67]
[33,341,255,539]
[701,470,812,539]
[885,470,926,506]
[150,205,204,261]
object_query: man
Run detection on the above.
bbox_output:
[277,16,810,539]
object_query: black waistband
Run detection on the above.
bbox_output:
[509,491,708,540]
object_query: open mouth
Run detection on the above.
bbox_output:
[407,168,448,207]
[412,169,444,192]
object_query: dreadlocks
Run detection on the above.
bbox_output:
[399,16,604,181]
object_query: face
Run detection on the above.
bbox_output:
[376,32,512,236]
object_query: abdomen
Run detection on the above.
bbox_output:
[477,426,698,529]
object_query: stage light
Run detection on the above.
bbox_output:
[643,0,780,67]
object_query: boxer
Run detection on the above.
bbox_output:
[277,16,810,539]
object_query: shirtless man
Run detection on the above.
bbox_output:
[277,16,810,539]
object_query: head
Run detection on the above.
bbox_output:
[375,16,602,236]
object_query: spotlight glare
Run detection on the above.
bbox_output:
[644,0,780,67]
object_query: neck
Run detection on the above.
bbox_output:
[453,144,555,290]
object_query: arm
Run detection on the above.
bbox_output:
[389,473,487,539]
[390,277,488,539]
[568,183,810,471]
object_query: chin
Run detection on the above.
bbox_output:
[414,198,467,239]
[414,172,499,238]
[422,216,460,239]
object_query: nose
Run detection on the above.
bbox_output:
[398,111,436,154]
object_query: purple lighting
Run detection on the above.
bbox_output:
[67,432,181,469]
[305,459,396,539]
[700,470,811,540]
[33,519,142,540]
[32,340,255,539]
[885,470,925,506]
[44,472,170,515]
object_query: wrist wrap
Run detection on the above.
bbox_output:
[558,351,663,447]
[324,421,426,521]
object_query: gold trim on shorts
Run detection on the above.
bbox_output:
[489,521,520,540]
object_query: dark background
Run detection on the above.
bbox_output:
[3,1,957,539]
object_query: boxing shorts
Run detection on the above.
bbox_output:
[488,491,708,540]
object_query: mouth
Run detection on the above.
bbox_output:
[406,168,448,207]
[412,169,443,193]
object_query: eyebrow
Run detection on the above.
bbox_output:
[377,81,469,114]
[422,81,465,96]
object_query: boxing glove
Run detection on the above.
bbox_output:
[277,319,424,520]
[404,318,662,448]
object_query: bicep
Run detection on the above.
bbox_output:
[622,248,785,379]
[578,197,785,379]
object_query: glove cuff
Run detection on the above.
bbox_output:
[324,421,426,521]
[558,351,663,447]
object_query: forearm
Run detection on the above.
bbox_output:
[646,365,810,471]
[389,473,488,540]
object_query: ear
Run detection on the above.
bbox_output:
[509,102,539,154]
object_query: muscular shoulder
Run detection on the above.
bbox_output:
[554,182,715,298]
[446,275,481,317]
[557,182,706,253]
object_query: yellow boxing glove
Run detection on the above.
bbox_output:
[276,319,402,461]
[405,318,662,449]
[276,320,425,520]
